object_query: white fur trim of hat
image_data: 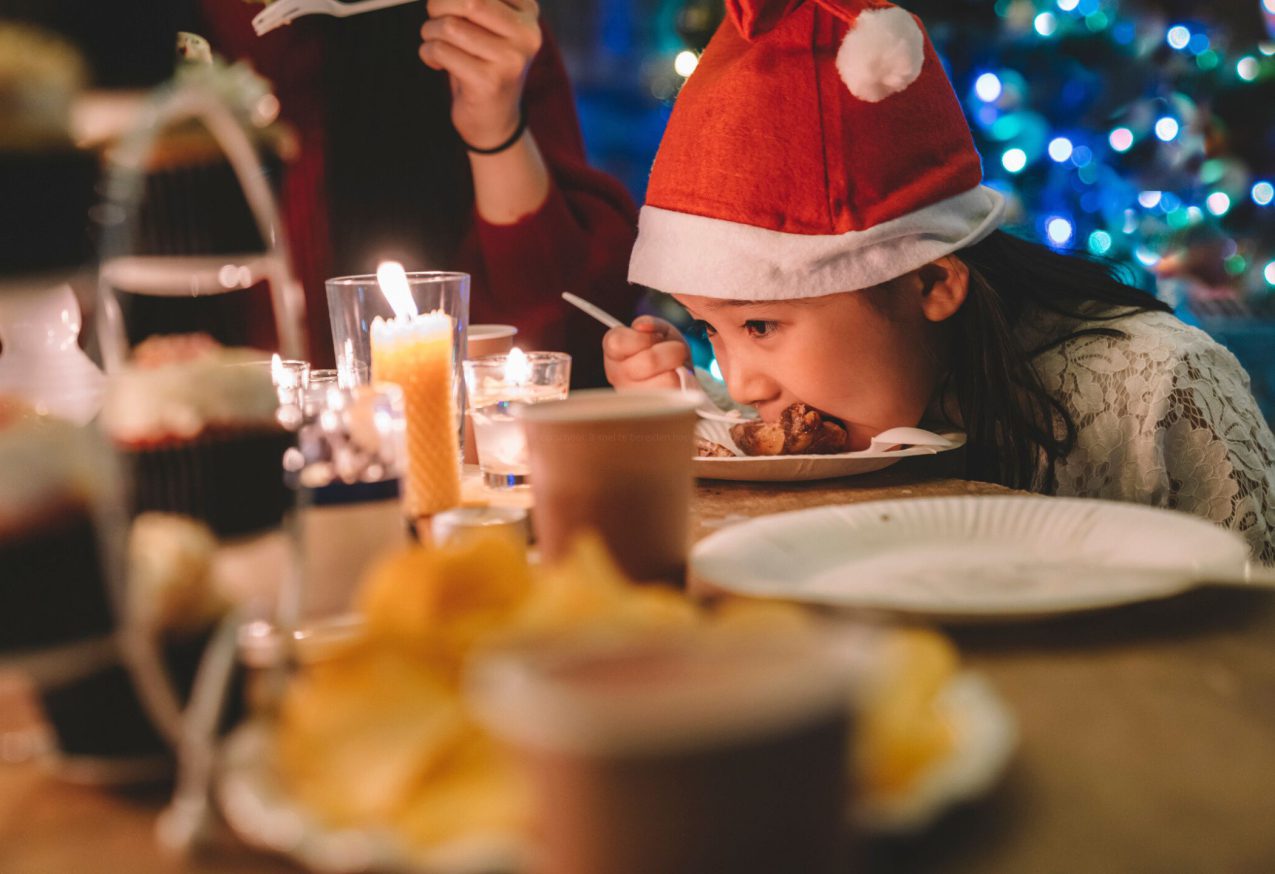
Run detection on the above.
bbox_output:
[628,185,1006,300]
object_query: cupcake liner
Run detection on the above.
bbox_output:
[0,151,99,275]
[131,152,284,257]
[0,505,114,653]
[39,629,246,765]
[116,285,274,350]
[123,427,294,538]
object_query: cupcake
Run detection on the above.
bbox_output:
[100,334,294,538]
[0,406,117,660]
[39,512,242,776]
[0,22,100,281]
[101,47,296,350]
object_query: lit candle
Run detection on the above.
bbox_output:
[463,349,571,489]
[369,261,460,518]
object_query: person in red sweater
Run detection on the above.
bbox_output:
[196,0,639,386]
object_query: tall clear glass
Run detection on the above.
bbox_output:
[325,272,470,454]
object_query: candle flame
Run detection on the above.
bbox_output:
[505,346,531,385]
[376,261,418,321]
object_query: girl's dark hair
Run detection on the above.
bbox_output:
[945,229,1172,491]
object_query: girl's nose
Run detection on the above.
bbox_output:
[722,353,780,410]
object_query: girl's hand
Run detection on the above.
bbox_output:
[603,316,691,390]
[420,0,542,150]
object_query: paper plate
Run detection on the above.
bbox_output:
[690,496,1253,621]
[219,671,1013,871]
[694,419,966,482]
[856,672,1016,831]
[218,722,525,874]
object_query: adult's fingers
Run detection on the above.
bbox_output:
[421,15,510,64]
[426,0,530,42]
[419,38,490,87]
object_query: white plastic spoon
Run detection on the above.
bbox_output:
[867,426,957,452]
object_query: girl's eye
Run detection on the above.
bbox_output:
[744,320,778,338]
[687,319,716,338]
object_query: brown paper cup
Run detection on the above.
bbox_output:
[517,389,699,585]
[469,627,855,874]
[465,324,519,359]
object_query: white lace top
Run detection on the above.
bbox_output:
[1027,308,1275,564]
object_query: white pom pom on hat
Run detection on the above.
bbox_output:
[835,6,925,102]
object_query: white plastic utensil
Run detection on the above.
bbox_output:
[561,291,726,418]
[561,291,624,329]
[252,0,415,36]
[867,426,957,452]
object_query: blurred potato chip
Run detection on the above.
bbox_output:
[358,532,532,661]
[278,530,968,851]
[708,597,813,634]
[855,629,959,797]
[511,532,701,639]
[277,644,467,824]
[392,730,530,849]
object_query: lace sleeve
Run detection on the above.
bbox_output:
[1041,313,1275,564]
[1146,338,1275,564]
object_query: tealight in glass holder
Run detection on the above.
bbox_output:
[463,350,571,489]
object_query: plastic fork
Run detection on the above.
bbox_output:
[252,0,416,36]
[559,291,757,421]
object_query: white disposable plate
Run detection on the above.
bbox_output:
[219,670,1013,872]
[690,496,1255,621]
[219,722,525,874]
[856,672,1016,831]
[694,420,966,482]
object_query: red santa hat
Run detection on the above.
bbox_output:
[628,0,1006,301]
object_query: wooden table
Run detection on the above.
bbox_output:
[4,457,1275,874]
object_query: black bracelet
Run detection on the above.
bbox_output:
[461,110,527,155]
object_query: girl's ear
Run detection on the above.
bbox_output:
[727,0,806,39]
[916,256,970,323]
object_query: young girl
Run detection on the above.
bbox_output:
[603,0,1275,562]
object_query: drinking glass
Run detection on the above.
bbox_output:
[463,351,571,489]
[324,271,469,443]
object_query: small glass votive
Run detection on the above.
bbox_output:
[430,505,529,554]
[283,383,410,623]
[270,355,309,416]
[462,350,571,490]
[308,368,340,387]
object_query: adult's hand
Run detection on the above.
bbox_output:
[419,0,542,150]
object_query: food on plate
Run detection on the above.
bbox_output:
[854,630,960,799]
[696,437,736,458]
[275,532,702,851]
[730,403,851,456]
[272,532,974,855]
